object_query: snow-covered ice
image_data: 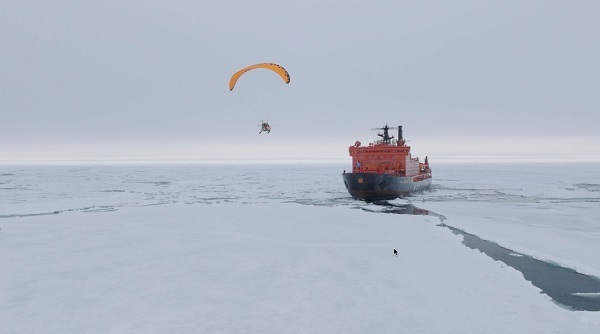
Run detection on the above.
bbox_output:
[1,162,600,333]
[414,163,600,279]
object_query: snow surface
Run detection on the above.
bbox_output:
[1,162,600,333]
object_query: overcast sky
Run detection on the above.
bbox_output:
[1,0,599,161]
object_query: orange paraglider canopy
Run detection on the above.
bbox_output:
[229,63,290,91]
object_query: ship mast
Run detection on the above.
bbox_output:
[375,124,395,145]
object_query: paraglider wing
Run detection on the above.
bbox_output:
[229,63,290,91]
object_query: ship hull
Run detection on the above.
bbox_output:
[342,172,432,201]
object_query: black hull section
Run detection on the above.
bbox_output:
[342,172,432,201]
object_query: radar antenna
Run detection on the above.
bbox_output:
[371,124,395,144]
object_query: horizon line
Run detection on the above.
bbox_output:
[1,155,600,165]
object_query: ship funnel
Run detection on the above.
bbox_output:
[398,126,403,141]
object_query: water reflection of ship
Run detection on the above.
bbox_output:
[343,125,432,201]
[412,207,430,215]
[369,203,431,217]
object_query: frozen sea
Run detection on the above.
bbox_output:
[2,161,600,333]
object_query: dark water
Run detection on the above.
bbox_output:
[367,202,600,312]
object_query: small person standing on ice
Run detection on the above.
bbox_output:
[393,248,398,257]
